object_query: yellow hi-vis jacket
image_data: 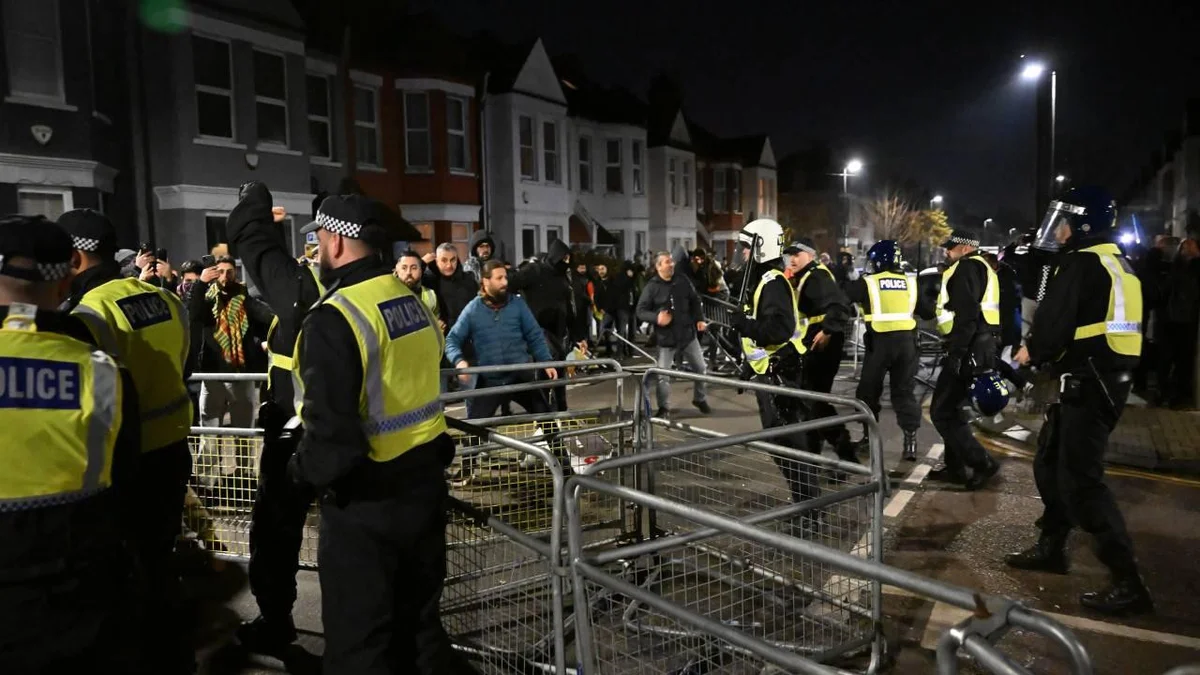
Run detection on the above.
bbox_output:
[741,269,807,375]
[0,307,122,509]
[266,264,325,388]
[796,263,836,334]
[72,278,191,452]
[1070,243,1142,357]
[294,274,446,462]
[937,256,1000,336]
[862,271,918,332]
[417,286,439,320]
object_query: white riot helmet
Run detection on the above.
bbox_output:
[737,219,784,264]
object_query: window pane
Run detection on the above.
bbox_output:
[632,141,642,164]
[547,227,561,246]
[5,1,58,36]
[356,127,378,165]
[446,97,464,131]
[521,147,535,179]
[5,34,60,98]
[545,153,558,183]
[306,75,329,116]
[354,87,376,123]
[543,122,556,151]
[405,93,428,129]
[206,215,228,250]
[606,166,622,194]
[451,223,470,242]
[192,36,230,89]
[607,140,620,163]
[196,91,233,138]
[579,137,590,162]
[448,134,467,171]
[308,119,330,158]
[519,116,533,144]
[257,102,287,145]
[17,192,65,219]
[407,130,431,168]
[253,51,285,100]
[522,228,537,258]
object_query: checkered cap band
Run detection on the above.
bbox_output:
[949,235,979,247]
[38,261,72,281]
[73,236,101,252]
[316,211,362,239]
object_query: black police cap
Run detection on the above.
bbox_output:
[0,215,74,282]
[301,194,423,245]
[941,228,980,249]
[57,208,118,256]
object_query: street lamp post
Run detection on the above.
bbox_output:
[1022,56,1057,220]
[984,218,994,246]
[840,159,863,249]
[930,194,944,210]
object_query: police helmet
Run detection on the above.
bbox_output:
[737,219,784,264]
[1031,186,1116,253]
[867,240,902,274]
[969,372,1011,417]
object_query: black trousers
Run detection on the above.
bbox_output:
[929,361,993,473]
[1035,377,1139,577]
[801,331,848,449]
[754,371,818,505]
[856,331,920,432]
[125,441,193,673]
[318,465,478,675]
[248,430,316,623]
[1165,321,1198,405]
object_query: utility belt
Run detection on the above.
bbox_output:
[258,399,301,445]
[1058,359,1131,412]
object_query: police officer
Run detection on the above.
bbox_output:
[730,220,820,534]
[0,216,142,672]
[59,208,195,672]
[925,229,1002,490]
[790,238,855,463]
[221,182,325,654]
[1007,186,1152,616]
[845,240,922,461]
[287,196,476,674]
[396,248,441,322]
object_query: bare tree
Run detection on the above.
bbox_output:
[859,189,916,242]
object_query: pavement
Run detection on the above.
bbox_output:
[192,357,1200,674]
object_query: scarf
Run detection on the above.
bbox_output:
[207,282,248,368]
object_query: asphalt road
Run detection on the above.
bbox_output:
[197,361,1200,674]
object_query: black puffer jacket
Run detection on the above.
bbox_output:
[636,269,704,349]
[423,259,477,328]
[510,238,585,356]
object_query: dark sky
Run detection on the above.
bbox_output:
[406,0,1198,225]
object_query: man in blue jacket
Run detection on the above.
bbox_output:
[446,259,557,420]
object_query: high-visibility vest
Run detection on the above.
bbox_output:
[937,255,1000,335]
[294,274,446,462]
[417,286,439,320]
[741,269,807,375]
[797,263,836,334]
[862,271,918,332]
[72,278,191,452]
[1069,243,1142,357]
[0,307,122,510]
[266,265,325,385]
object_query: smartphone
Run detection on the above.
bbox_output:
[138,242,153,254]
[200,254,216,268]
[155,248,168,261]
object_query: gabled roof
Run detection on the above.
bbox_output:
[553,56,647,127]
[648,107,692,150]
[477,38,566,105]
[685,120,774,168]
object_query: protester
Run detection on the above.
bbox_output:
[637,250,710,417]
[462,230,496,283]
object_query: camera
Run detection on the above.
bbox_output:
[200,254,216,268]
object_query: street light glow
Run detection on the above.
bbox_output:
[1119,232,1135,245]
[931,195,944,204]
[846,159,864,175]
[1056,174,1067,183]
[1021,62,1046,80]
[984,218,994,227]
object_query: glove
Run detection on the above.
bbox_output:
[944,349,973,378]
[226,181,275,243]
[730,309,751,333]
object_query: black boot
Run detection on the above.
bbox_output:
[928,464,968,484]
[1080,575,1154,616]
[902,431,917,461]
[965,456,1001,491]
[835,432,860,464]
[237,615,298,656]
[1004,534,1069,574]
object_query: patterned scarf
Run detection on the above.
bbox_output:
[207,282,248,368]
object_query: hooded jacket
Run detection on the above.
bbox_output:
[510,237,584,355]
[461,230,496,284]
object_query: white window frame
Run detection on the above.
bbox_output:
[2,0,68,107]
[631,140,644,195]
[16,186,73,218]
[518,115,537,181]
[521,224,540,259]
[543,120,559,184]
[402,91,432,171]
[668,157,678,207]
[682,160,692,208]
[714,169,727,212]
[446,95,470,173]
[578,135,593,193]
[306,73,333,160]
[546,225,563,249]
[697,166,705,213]
[732,169,742,213]
[193,34,235,141]
[252,48,289,148]
[635,231,647,256]
[606,139,623,194]
[354,84,382,169]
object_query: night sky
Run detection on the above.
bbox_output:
[405,0,1198,226]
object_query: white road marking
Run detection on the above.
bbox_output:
[902,464,931,487]
[927,443,945,461]
[884,489,915,518]
[911,599,1200,651]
